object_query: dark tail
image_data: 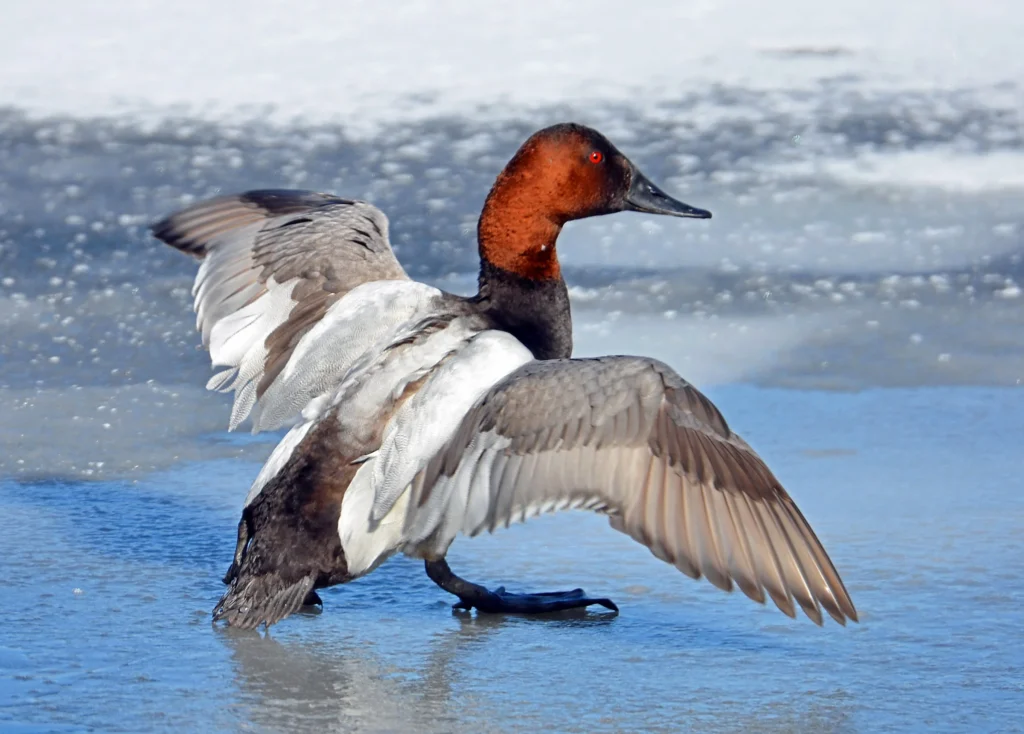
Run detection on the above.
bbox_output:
[213,516,319,630]
[213,571,317,630]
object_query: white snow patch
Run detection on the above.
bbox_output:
[819,150,1024,192]
[2,1,1023,133]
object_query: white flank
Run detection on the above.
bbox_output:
[337,459,410,578]
[370,330,533,522]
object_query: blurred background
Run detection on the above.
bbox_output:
[1,2,1022,732]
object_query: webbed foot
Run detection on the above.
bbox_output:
[425,559,618,615]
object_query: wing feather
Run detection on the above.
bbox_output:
[153,189,411,431]
[396,356,857,625]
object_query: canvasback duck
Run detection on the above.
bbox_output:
[152,122,857,630]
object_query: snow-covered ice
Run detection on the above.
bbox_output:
[3,0,1023,130]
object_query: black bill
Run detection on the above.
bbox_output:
[624,169,712,219]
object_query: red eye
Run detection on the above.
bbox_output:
[589,150,603,164]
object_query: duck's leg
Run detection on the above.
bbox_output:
[424,559,618,614]
[302,589,324,607]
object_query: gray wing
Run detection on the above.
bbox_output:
[152,189,410,430]
[403,357,857,626]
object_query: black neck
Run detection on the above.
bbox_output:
[475,260,572,360]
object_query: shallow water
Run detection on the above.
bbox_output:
[2,386,1022,733]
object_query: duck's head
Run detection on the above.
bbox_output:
[479,123,711,280]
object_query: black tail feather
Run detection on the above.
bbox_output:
[213,573,316,630]
[222,516,251,586]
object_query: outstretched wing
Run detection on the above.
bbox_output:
[152,189,411,431]
[391,356,857,626]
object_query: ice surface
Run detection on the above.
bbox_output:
[0,383,275,480]
[813,150,1024,193]
[2,98,1023,479]
[2,387,1022,732]
[2,1,1024,132]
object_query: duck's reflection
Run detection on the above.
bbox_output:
[219,607,853,734]
[218,612,513,733]
[216,553,852,734]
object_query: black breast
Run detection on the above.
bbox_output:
[472,260,573,360]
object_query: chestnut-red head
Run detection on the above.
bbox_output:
[478,123,710,280]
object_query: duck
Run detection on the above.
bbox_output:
[152,122,858,630]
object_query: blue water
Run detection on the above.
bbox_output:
[3,386,1021,732]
